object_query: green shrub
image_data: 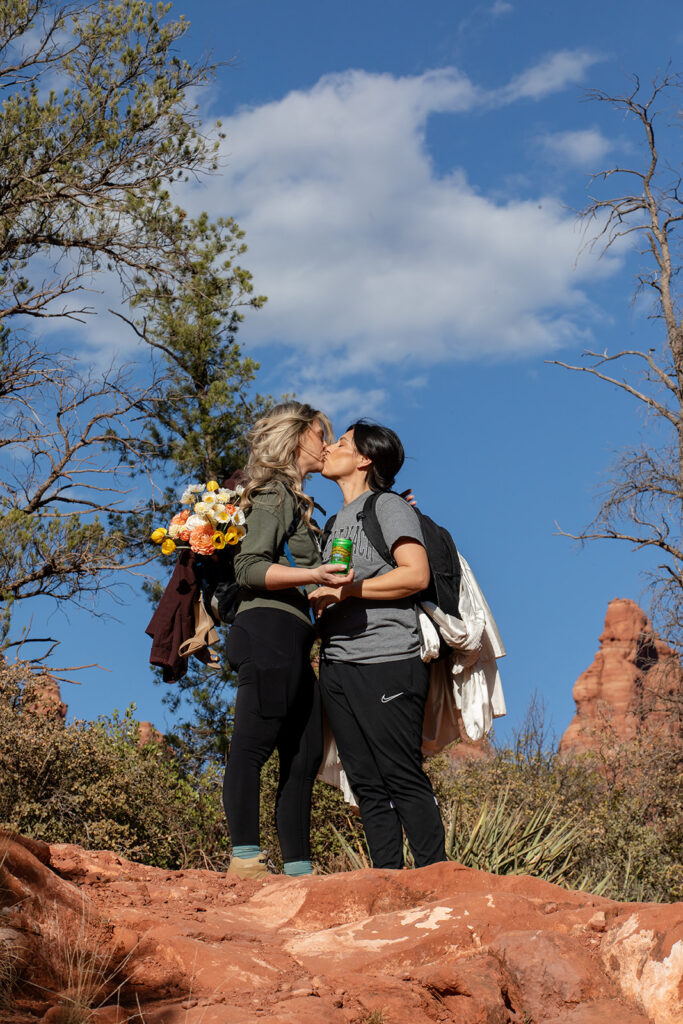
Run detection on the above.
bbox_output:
[423,732,682,902]
[2,658,679,902]
[0,661,230,869]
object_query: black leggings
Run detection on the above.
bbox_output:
[222,608,322,862]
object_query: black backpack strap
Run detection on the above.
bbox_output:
[320,514,337,558]
[357,491,397,567]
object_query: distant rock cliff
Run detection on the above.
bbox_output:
[559,598,682,757]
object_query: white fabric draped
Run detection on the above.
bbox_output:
[317,553,506,805]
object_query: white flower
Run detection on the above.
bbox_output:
[216,489,233,503]
[168,523,181,539]
[189,483,204,493]
[202,492,217,504]
[232,509,246,526]
[214,509,229,523]
[180,489,194,505]
[235,524,246,540]
[194,501,211,514]
[187,513,210,530]
[235,484,245,495]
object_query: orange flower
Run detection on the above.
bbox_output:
[189,527,215,556]
[190,536,215,556]
[170,509,190,527]
[193,521,214,536]
[179,528,190,542]
[224,504,237,516]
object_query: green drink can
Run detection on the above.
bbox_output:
[330,537,353,571]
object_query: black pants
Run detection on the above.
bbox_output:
[223,608,322,863]
[319,656,446,869]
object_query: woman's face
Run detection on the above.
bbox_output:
[321,429,363,480]
[296,419,327,476]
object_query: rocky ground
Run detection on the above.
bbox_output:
[0,831,680,1024]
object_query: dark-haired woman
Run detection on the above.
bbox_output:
[310,422,446,869]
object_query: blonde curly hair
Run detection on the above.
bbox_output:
[241,402,333,528]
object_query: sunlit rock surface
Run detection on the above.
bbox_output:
[0,830,680,1024]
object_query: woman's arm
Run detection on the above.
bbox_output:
[310,537,428,616]
[263,561,353,590]
[234,494,353,592]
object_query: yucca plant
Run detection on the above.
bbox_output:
[330,821,373,871]
[329,821,419,871]
[445,785,610,889]
[331,793,615,896]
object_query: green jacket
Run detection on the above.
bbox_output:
[233,481,321,627]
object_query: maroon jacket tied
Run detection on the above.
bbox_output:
[146,549,198,683]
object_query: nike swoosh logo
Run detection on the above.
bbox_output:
[381,693,403,703]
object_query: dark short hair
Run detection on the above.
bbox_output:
[347,420,404,492]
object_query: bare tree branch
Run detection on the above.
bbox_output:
[555,71,683,648]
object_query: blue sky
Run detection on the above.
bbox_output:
[15,0,682,745]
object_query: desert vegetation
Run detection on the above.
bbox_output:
[1,660,679,904]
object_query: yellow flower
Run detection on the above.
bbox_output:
[151,528,167,543]
[206,480,219,492]
[225,526,240,546]
[161,538,176,555]
[212,532,226,550]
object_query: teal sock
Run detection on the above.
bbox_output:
[283,859,312,876]
[232,845,261,859]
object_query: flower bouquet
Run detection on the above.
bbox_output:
[150,480,246,557]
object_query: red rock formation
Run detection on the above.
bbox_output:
[137,721,165,748]
[0,828,680,1024]
[21,672,67,722]
[560,598,682,757]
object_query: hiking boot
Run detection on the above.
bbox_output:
[227,853,268,879]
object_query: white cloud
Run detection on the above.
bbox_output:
[28,54,614,397]
[495,50,602,103]
[175,63,612,388]
[491,1,514,16]
[539,128,612,168]
[293,383,388,420]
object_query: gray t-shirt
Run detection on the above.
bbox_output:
[319,491,425,663]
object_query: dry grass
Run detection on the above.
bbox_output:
[31,899,143,1024]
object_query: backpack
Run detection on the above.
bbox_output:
[321,491,461,619]
[196,497,301,625]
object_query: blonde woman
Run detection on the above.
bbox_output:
[223,402,352,879]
